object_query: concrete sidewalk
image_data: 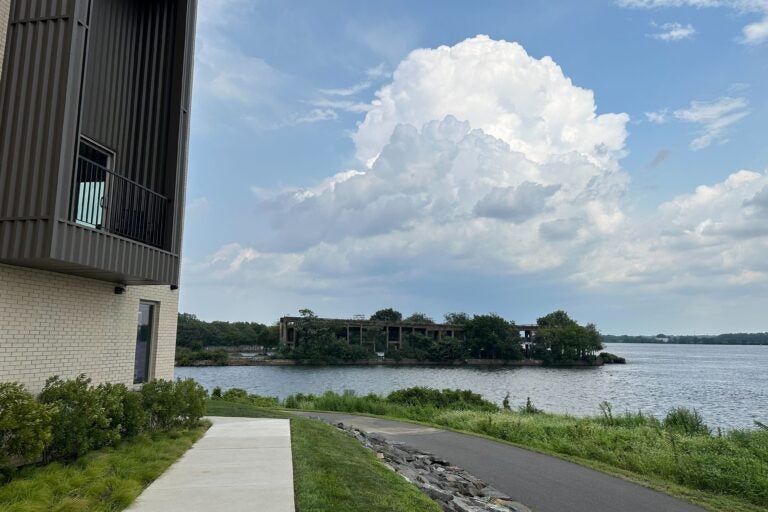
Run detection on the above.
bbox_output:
[128,416,295,512]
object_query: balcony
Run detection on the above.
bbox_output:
[71,156,169,250]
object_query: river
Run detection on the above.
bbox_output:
[176,343,768,429]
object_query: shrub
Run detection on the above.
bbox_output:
[121,388,149,437]
[141,380,179,431]
[663,407,709,436]
[38,375,117,460]
[386,387,498,411]
[218,388,280,408]
[141,379,207,431]
[212,386,223,399]
[174,379,208,428]
[0,383,55,475]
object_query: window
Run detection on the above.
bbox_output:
[74,138,114,229]
[134,302,155,384]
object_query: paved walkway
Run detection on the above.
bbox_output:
[128,417,295,512]
[297,412,706,512]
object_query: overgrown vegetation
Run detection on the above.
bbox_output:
[207,399,441,512]
[269,387,768,511]
[0,376,208,480]
[279,308,604,364]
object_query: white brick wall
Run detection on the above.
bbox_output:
[0,0,9,80]
[0,263,178,393]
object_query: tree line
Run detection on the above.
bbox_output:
[603,333,768,345]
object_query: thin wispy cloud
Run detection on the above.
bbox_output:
[646,97,749,150]
[618,0,768,44]
[648,22,696,40]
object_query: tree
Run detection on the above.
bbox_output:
[536,310,577,328]
[404,312,434,324]
[444,312,470,325]
[370,308,402,322]
[464,314,522,360]
[533,311,603,362]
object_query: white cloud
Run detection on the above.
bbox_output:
[318,82,373,97]
[673,96,749,150]
[645,109,669,123]
[578,170,768,290]
[648,22,696,40]
[742,15,768,43]
[355,36,629,169]
[246,37,630,277]
[289,109,338,125]
[618,0,768,44]
[645,97,749,150]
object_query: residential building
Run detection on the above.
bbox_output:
[0,0,197,391]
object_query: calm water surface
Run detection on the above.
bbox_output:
[177,343,768,429]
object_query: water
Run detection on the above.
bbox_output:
[176,343,768,429]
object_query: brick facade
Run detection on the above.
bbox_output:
[0,0,8,80]
[0,263,178,392]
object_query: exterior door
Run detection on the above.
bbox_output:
[134,303,154,384]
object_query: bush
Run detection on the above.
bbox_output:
[216,388,280,408]
[663,407,709,436]
[141,379,207,431]
[386,387,498,411]
[174,379,208,428]
[0,383,55,475]
[38,375,118,460]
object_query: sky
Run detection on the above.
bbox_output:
[180,0,768,335]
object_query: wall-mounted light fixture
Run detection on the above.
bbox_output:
[114,286,126,295]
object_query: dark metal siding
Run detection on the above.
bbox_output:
[0,0,80,261]
[0,0,194,286]
[80,0,177,194]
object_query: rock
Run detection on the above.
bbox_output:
[330,421,531,512]
[480,486,509,499]
[421,482,455,503]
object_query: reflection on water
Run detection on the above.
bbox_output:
[177,343,768,429]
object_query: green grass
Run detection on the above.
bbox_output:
[0,426,207,512]
[207,400,441,512]
[281,391,768,512]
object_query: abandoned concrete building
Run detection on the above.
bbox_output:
[278,316,538,351]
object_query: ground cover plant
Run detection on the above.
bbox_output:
[274,387,768,512]
[0,426,205,511]
[206,399,441,512]
[0,376,209,510]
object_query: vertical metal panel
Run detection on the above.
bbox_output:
[0,0,79,262]
[0,0,10,81]
[80,0,176,195]
[0,0,194,286]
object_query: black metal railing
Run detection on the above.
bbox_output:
[71,156,169,249]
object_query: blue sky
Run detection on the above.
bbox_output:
[180,0,768,334]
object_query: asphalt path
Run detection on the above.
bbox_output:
[296,412,706,512]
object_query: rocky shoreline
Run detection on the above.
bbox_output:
[326,419,532,512]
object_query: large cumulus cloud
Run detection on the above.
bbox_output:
[187,35,768,302]
[248,36,630,277]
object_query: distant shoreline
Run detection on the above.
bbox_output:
[178,358,609,368]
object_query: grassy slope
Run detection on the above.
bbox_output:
[206,400,441,512]
[280,393,768,512]
[0,427,206,512]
